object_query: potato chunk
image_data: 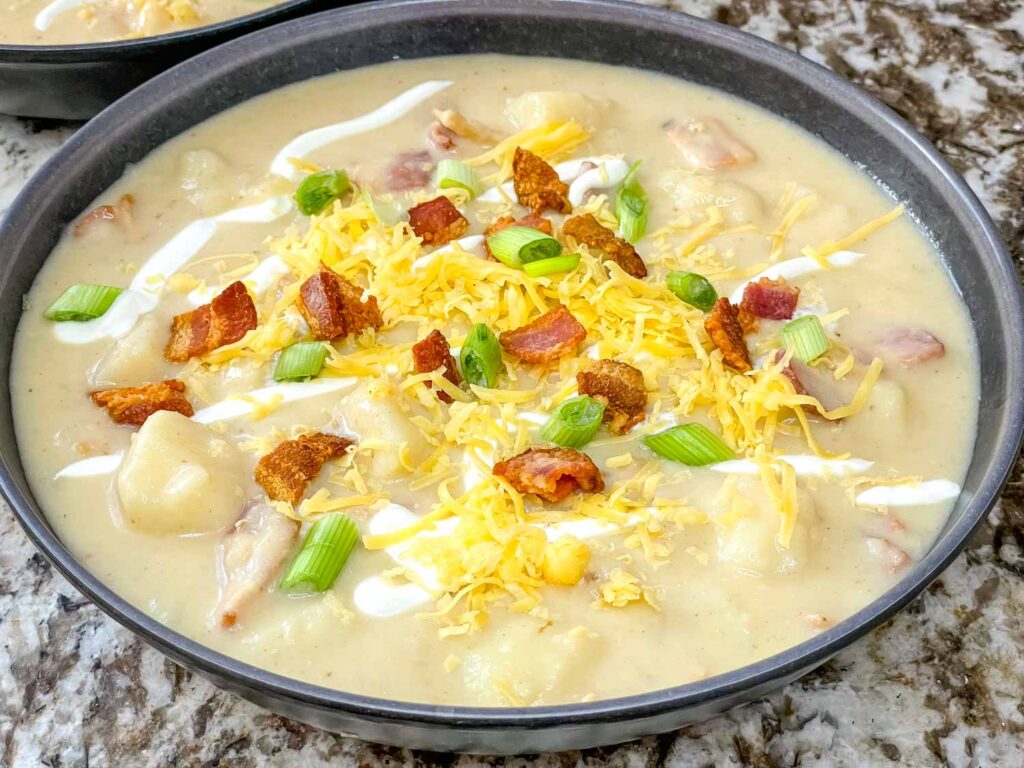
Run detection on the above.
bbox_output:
[116,411,249,535]
[332,383,430,479]
[89,315,169,388]
[505,91,604,130]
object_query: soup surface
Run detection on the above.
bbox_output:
[0,0,279,44]
[12,55,978,706]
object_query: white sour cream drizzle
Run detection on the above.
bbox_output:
[477,155,624,203]
[269,80,454,181]
[855,480,961,507]
[53,378,356,480]
[728,250,864,304]
[34,0,85,30]
[54,197,293,346]
[708,455,874,478]
[568,157,630,207]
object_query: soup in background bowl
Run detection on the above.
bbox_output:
[11,54,981,708]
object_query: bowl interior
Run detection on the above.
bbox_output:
[0,0,1020,739]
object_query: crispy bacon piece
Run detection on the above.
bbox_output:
[562,214,647,278]
[408,196,470,246]
[877,327,945,366]
[500,305,587,364]
[740,277,800,321]
[165,281,257,362]
[433,109,500,145]
[412,329,462,404]
[483,212,554,259]
[512,147,571,214]
[704,298,751,372]
[90,379,194,426]
[426,120,457,152]
[385,150,433,191]
[297,264,383,341]
[493,447,604,502]
[254,433,354,506]
[664,117,756,171]
[577,360,647,434]
[74,194,134,237]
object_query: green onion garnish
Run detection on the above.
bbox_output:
[360,188,405,226]
[541,396,605,448]
[44,284,122,322]
[295,170,351,216]
[487,226,562,268]
[615,160,648,244]
[279,513,360,593]
[780,315,829,363]
[667,271,718,312]
[642,423,734,466]
[522,254,581,278]
[274,341,329,382]
[460,323,502,388]
[435,159,481,198]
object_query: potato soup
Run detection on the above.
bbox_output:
[11,55,978,706]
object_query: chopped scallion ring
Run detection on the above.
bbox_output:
[486,226,562,268]
[435,159,481,197]
[780,315,829,362]
[541,396,605,448]
[44,284,122,322]
[460,323,503,388]
[667,271,717,312]
[615,160,648,244]
[360,188,405,227]
[522,254,581,278]
[274,341,329,382]
[642,423,733,466]
[295,169,351,216]
[279,513,360,593]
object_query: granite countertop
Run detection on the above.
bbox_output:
[1,1,1023,765]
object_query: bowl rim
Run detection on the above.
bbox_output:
[0,0,316,61]
[3,0,1023,731]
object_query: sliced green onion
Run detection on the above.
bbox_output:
[279,513,360,593]
[780,315,829,363]
[523,254,581,278]
[642,423,734,466]
[274,341,329,382]
[435,159,481,197]
[360,188,405,226]
[541,396,605,448]
[487,226,562,268]
[295,170,350,216]
[667,271,718,312]
[44,284,122,322]
[460,323,502,388]
[615,160,648,244]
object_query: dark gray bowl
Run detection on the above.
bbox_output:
[0,0,328,119]
[1,0,1021,754]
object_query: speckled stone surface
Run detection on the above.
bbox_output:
[1,1,1023,765]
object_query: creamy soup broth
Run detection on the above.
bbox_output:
[12,56,978,706]
[0,0,279,44]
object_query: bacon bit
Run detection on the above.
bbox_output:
[482,212,554,259]
[865,537,911,573]
[90,379,194,426]
[385,150,434,191]
[499,304,587,364]
[877,327,945,366]
[412,329,462,404]
[408,196,470,246]
[741,277,800,321]
[664,117,756,171]
[426,120,457,152]
[704,298,752,372]
[165,281,257,362]
[804,613,832,630]
[297,264,382,341]
[562,214,647,278]
[512,147,571,214]
[577,360,647,434]
[433,109,500,145]
[773,350,808,395]
[493,447,604,502]
[74,194,134,237]
[254,433,354,505]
